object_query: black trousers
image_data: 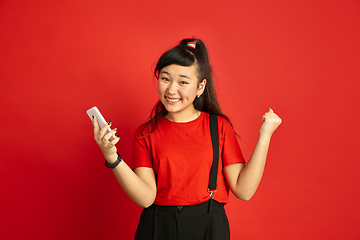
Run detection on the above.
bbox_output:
[134,199,230,240]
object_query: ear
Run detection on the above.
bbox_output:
[197,79,207,96]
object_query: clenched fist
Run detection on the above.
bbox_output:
[260,108,282,138]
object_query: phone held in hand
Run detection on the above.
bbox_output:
[86,106,116,141]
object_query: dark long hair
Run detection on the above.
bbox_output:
[140,38,233,135]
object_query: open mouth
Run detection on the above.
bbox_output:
[165,96,181,103]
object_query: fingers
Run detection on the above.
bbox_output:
[103,130,120,148]
[260,108,282,137]
[102,129,120,152]
[262,108,282,124]
[263,108,274,122]
[103,128,118,141]
[92,115,120,144]
[92,115,111,137]
[109,134,120,146]
[93,115,102,142]
[92,115,112,138]
[92,115,100,131]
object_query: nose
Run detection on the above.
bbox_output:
[167,82,178,94]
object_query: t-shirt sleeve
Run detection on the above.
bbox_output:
[220,118,246,167]
[130,129,153,169]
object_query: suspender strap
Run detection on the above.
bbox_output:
[208,114,219,197]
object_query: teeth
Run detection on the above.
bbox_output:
[166,97,180,102]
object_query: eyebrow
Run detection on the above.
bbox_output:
[160,71,191,80]
[179,74,191,80]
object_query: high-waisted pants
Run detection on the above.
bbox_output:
[134,199,230,240]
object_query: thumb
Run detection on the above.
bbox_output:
[269,107,274,113]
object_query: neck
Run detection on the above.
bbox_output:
[166,110,200,123]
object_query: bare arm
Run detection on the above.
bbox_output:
[224,108,282,201]
[92,116,156,208]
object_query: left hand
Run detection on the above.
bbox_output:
[259,108,282,138]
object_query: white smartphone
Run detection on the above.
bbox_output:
[86,106,116,141]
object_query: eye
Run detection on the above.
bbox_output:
[179,81,189,85]
[161,77,170,82]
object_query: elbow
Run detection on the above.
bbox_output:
[234,191,255,201]
[138,202,152,208]
[135,193,156,208]
[138,199,155,208]
[238,195,252,201]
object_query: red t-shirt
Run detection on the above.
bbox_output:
[131,112,245,206]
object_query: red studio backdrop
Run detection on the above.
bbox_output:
[1,0,360,239]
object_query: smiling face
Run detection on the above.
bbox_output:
[157,64,206,122]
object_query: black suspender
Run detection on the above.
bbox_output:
[208,114,219,198]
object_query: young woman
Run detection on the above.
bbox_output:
[92,38,282,240]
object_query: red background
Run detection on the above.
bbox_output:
[1,0,359,239]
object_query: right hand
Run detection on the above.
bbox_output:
[93,115,120,161]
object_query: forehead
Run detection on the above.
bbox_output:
[160,64,197,78]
